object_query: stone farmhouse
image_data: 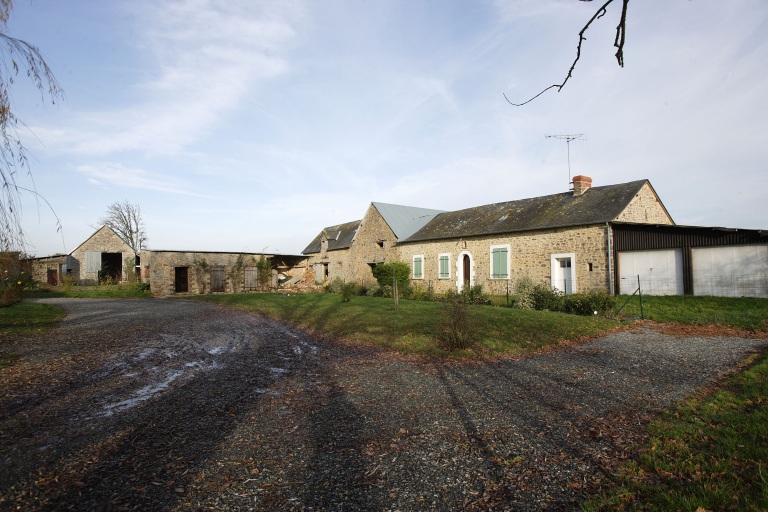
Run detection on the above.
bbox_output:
[304,176,768,297]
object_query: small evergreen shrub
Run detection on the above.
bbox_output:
[562,290,617,316]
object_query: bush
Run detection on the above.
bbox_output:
[462,284,491,305]
[513,277,562,311]
[340,282,358,302]
[371,262,411,292]
[325,278,345,294]
[366,282,383,297]
[441,295,474,350]
[562,290,617,316]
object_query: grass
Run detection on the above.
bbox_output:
[582,351,768,511]
[0,302,67,369]
[27,284,152,299]
[189,292,620,357]
[615,294,768,331]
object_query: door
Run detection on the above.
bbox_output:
[174,267,189,293]
[463,255,470,288]
[618,249,684,295]
[47,269,58,286]
[210,267,225,292]
[692,245,768,298]
[553,257,573,294]
[244,267,258,291]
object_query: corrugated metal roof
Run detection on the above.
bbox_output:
[371,202,445,241]
[302,219,361,254]
[402,180,650,243]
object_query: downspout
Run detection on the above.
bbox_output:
[606,222,614,295]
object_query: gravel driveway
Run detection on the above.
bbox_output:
[1,298,765,511]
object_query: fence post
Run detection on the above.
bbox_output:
[637,274,644,320]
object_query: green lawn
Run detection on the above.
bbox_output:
[616,294,768,331]
[27,284,152,299]
[190,292,621,357]
[583,351,768,511]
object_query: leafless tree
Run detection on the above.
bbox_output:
[97,201,148,254]
[0,0,64,250]
[505,0,629,106]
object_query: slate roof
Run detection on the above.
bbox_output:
[402,180,653,243]
[302,219,361,254]
[372,202,445,241]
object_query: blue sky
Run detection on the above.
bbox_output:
[9,0,768,256]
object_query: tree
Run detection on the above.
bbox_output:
[97,201,148,254]
[1,0,63,250]
[505,0,629,106]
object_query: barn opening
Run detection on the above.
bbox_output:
[100,253,123,283]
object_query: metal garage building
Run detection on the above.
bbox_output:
[612,223,768,298]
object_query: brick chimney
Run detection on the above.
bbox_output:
[572,175,592,196]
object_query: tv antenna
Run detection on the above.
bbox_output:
[546,134,584,182]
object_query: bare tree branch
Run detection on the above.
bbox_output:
[96,201,148,254]
[505,0,629,107]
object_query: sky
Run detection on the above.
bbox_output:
[7,0,768,256]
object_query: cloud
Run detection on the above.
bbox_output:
[47,0,303,157]
[76,162,199,196]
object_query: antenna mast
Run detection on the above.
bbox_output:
[546,133,584,182]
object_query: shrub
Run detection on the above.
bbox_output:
[366,282,383,297]
[325,278,345,294]
[340,281,358,302]
[371,262,411,292]
[514,277,563,311]
[409,282,436,302]
[441,295,474,350]
[462,284,491,305]
[562,290,617,316]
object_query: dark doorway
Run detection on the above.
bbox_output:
[47,269,58,286]
[463,255,470,287]
[175,267,189,293]
[101,253,122,283]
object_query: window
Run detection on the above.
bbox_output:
[412,255,424,279]
[438,254,450,279]
[490,245,509,279]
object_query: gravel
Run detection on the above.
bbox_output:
[1,297,765,511]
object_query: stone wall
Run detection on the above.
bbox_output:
[70,226,134,285]
[345,204,399,285]
[398,224,610,295]
[614,183,674,224]
[28,255,68,285]
[145,251,280,296]
[304,205,400,285]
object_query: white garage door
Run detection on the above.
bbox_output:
[618,249,684,295]
[692,245,768,298]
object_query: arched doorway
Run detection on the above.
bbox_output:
[456,251,474,291]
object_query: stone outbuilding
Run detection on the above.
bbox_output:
[28,225,136,286]
[142,250,309,296]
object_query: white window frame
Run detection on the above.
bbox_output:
[412,254,424,279]
[490,244,510,280]
[438,253,451,279]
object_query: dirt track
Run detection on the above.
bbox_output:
[1,298,765,511]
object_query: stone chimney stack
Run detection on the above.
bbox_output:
[572,175,592,196]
